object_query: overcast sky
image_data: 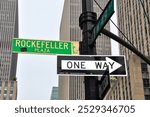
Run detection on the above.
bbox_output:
[17,0,64,100]
[17,0,118,100]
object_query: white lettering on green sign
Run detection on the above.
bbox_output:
[15,39,69,50]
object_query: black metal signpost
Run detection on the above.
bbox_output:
[79,0,99,100]
[78,0,114,99]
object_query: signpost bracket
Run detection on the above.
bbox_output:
[79,11,97,30]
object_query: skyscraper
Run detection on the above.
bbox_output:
[59,0,111,100]
[50,87,59,100]
[105,0,150,100]
[0,0,18,99]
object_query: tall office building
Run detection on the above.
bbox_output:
[0,0,18,99]
[50,87,59,100]
[105,0,150,100]
[59,0,111,100]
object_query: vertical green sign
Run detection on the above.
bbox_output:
[12,38,79,55]
[91,0,114,44]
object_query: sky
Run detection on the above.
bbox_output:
[17,0,119,100]
[17,0,64,100]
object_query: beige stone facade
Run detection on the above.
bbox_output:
[105,0,150,100]
[105,54,149,100]
[0,80,17,100]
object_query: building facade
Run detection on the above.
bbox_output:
[105,0,150,100]
[50,87,59,100]
[59,0,111,100]
[0,80,17,100]
[0,0,18,99]
[0,0,18,80]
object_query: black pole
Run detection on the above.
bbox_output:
[79,0,99,99]
[101,28,150,65]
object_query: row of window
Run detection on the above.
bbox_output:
[145,95,150,100]
[0,81,15,87]
[0,82,15,100]
[118,0,150,56]
[0,1,16,11]
[0,11,16,22]
[0,89,13,94]
[1,94,13,100]
[69,76,84,100]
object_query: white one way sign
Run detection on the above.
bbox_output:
[61,57,121,73]
[57,55,127,76]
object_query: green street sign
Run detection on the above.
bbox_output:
[91,0,114,45]
[12,38,79,55]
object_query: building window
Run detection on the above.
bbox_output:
[143,79,149,87]
[123,92,125,100]
[5,81,8,87]
[144,88,150,95]
[11,81,14,87]
[10,90,13,94]
[4,90,7,94]
[145,95,150,100]
[141,63,148,72]
[9,96,12,100]
[142,72,149,79]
